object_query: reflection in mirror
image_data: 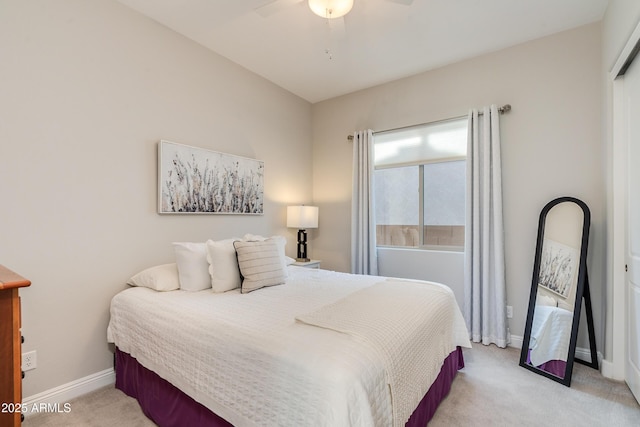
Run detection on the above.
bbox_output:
[519,197,597,387]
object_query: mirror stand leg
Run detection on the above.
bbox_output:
[575,272,599,370]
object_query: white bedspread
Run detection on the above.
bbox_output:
[529,305,573,366]
[107,267,470,427]
[296,279,470,427]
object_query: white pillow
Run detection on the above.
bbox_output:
[234,239,287,293]
[173,242,211,291]
[243,233,267,241]
[243,234,289,276]
[206,239,242,292]
[127,263,180,292]
[536,294,557,307]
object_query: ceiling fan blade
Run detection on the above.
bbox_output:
[254,0,304,18]
[385,0,414,5]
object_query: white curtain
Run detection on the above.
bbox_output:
[351,129,378,275]
[464,105,507,348]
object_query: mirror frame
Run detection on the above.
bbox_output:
[519,196,594,387]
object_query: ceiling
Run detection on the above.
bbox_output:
[116,0,609,103]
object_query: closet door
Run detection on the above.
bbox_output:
[623,47,640,404]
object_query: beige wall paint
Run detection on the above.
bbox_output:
[0,0,312,396]
[312,23,604,345]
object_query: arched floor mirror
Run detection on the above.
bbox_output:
[519,196,598,387]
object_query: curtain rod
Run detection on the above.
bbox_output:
[346,104,511,141]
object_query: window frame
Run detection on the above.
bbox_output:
[373,117,467,252]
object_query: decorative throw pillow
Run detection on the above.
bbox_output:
[234,239,287,293]
[173,242,211,291]
[243,234,289,277]
[206,238,242,292]
[127,263,180,292]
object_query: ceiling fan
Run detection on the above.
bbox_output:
[255,0,414,19]
[255,0,413,59]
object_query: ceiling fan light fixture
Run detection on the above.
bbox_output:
[308,0,354,19]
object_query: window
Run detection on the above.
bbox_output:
[373,118,468,250]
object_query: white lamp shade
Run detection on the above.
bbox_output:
[308,0,354,19]
[287,205,319,229]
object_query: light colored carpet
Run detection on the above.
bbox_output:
[23,344,640,426]
[430,345,640,427]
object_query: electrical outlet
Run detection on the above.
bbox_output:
[22,350,37,371]
[506,305,513,319]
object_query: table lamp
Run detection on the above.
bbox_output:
[287,205,319,262]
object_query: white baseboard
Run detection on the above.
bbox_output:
[509,334,523,349]
[22,368,115,418]
[575,347,603,366]
[600,359,626,381]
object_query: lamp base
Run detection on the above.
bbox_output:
[297,229,308,261]
[296,258,311,262]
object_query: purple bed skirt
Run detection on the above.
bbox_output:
[525,349,567,378]
[115,346,464,427]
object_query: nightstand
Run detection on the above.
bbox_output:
[292,260,321,269]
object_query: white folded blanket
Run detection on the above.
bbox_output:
[529,305,573,366]
[296,279,471,427]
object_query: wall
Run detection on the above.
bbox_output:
[377,249,464,307]
[312,24,604,347]
[0,0,312,397]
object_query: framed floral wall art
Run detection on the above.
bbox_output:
[537,239,578,298]
[158,140,264,214]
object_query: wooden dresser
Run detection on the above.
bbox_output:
[0,266,31,427]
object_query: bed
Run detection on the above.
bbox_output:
[108,254,470,427]
[526,304,573,377]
